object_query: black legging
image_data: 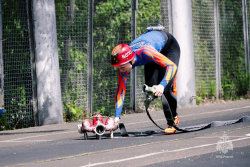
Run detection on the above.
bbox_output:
[144,31,180,126]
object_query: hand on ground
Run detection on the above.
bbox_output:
[114,117,120,125]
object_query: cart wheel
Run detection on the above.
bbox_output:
[84,132,88,140]
[110,130,114,138]
[96,134,102,140]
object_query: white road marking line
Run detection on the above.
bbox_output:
[0,130,75,142]
[245,133,250,137]
[80,136,250,167]
[125,105,250,125]
[0,140,52,142]
[197,136,249,139]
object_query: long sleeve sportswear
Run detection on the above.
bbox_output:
[115,31,177,118]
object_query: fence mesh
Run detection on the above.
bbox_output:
[92,0,168,115]
[219,0,247,98]
[192,0,217,99]
[0,0,249,130]
[55,0,88,121]
[135,0,169,111]
[91,0,132,116]
[1,0,34,129]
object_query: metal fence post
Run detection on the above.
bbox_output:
[214,0,221,99]
[0,0,4,108]
[27,0,38,125]
[242,0,249,78]
[131,0,138,111]
[87,0,94,116]
[168,0,173,34]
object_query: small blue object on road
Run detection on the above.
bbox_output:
[0,109,4,114]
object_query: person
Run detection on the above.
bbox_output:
[111,29,180,134]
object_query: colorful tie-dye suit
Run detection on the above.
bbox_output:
[115,31,180,124]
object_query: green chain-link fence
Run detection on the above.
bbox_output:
[0,0,249,130]
[1,0,34,130]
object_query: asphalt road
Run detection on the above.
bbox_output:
[0,99,250,167]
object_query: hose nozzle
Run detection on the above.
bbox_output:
[143,84,154,93]
[143,84,157,101]
[94,124,106,136]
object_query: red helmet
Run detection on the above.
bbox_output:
[111,44,136,67]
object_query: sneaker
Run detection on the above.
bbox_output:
[164,115,179,134]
